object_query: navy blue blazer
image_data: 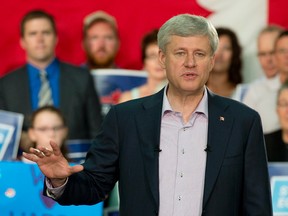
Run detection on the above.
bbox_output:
[55,88,272,216]
[0,61,102,139]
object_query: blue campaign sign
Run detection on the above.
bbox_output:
[0,161,103,216]
[269,163,288,215]
[91,69,147,115]
[66,139,92,163]
[0,110,24,161]
[271,176,288,214]
[0,124,14,159]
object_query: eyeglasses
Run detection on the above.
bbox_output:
[275,49,288,55]
[277,101,288,109]
[33,125,65,133]
[257,51,274,57]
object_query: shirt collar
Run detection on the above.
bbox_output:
[162,85,209,118]
[27,58,58,76]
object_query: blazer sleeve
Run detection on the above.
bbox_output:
[55,106,119,205]
[243,113,272,215]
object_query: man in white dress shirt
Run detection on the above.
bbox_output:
[243,25,283,134]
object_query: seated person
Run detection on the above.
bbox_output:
[243,25,284,134]
[118,29,166,103]
[21,105,69,162]
[265,81,288,161]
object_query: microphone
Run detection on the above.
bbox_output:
[204,145,211,152]
[154,148,162,152]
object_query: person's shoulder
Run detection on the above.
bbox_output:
[0,65,27,81]
[116,94,150,108]
[231,83,249,102]
[210,91,259,117]
[265,129,281,138]
[118,91,133,104]
[115,90,162,111]
[265,129,282,146]
[249,75,279,90]
[59,61,91,75]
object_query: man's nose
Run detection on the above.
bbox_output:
[184,53,196,67]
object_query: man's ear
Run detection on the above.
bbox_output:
[158,50,166,69]
[210,54,216,71]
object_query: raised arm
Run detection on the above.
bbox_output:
[23,140,83,187]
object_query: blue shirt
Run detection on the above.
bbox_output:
[27,58,60,110]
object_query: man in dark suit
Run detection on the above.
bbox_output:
[23,14,272,215]
[0,10,102,142]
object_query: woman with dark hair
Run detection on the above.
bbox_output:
[118,29,166,103]
[207,27,244,100]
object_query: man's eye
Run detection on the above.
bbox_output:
[176,52,185,56]
[43,31,52,35]
[195,52,205,57]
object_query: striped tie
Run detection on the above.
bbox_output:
[38,70,53,107]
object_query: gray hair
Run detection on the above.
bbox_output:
[157,14,219,55]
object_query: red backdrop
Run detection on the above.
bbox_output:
[0,0,287,77]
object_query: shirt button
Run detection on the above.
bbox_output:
[182,149,185,154]
[180,172,183,177]
[178,195,182,201]
[183,126,190,131]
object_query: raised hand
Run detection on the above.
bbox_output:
[23,140,84,187]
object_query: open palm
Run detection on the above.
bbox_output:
[23,140,83,180]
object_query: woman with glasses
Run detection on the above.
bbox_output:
[265,81,288,161]
[22,105,69,162]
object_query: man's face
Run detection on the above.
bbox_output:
[83,21,119,68]
[275,36,288,76]
[257,32,279,78]
[159,35,215,95]
[20,18,57,65]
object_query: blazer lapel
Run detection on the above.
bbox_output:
[19,67,33,115]
[135,89,164,207]
[59,63,66,108]
[203,91,234,207]
[58,63,73,110]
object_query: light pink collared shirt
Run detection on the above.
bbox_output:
[159,86,208,216]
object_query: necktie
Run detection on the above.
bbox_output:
[38,70,53,107]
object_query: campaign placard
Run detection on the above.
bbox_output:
[91,69,147,115]
[0,110,24,161]
[0,161,103,216]
[269,163,288,215]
